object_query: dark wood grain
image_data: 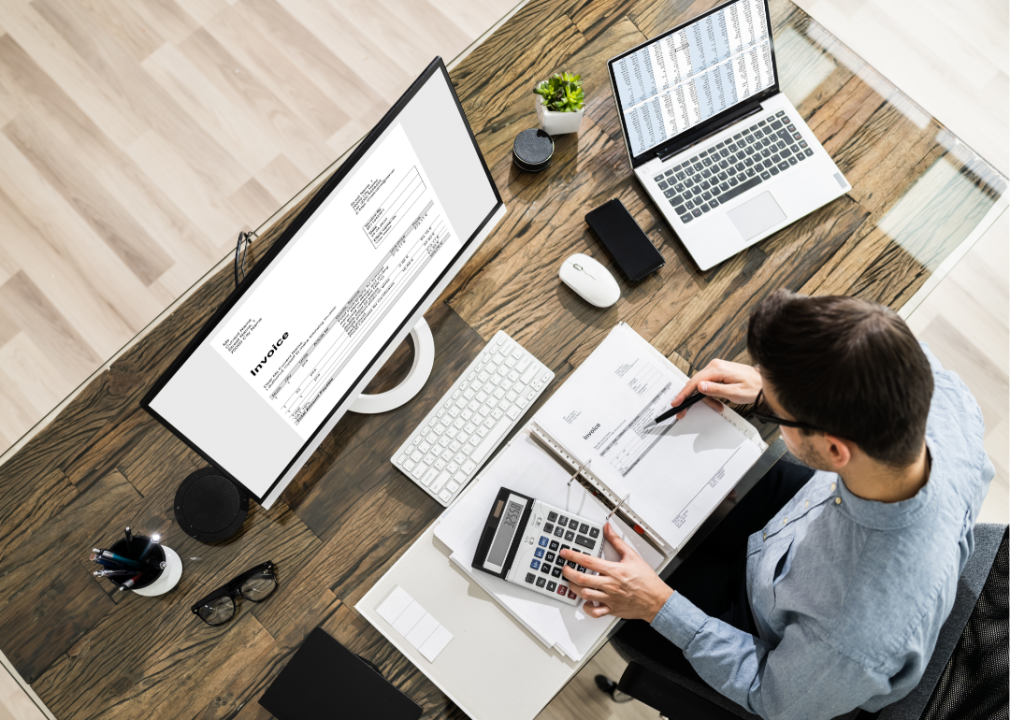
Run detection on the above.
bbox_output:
[0,0,1003,717]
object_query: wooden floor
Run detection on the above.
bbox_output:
[0,0,1005,719]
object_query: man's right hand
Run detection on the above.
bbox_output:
[671,359,763,418]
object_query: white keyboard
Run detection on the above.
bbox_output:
[392,331,554,506]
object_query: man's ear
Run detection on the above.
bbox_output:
[821,434,852,470]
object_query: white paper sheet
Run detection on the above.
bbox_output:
[536,324,764,549]
[375,585,455,662]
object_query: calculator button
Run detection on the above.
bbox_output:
[575,535,595,550]
[554,527,564,538]
[549,541,559,551]
[589,527,600,538]
[547,511,557,522]
[551,567,563,578]
[541,564,551,574]
[525,573,536,584]
[547,581,557,592]
[545,552,555,563]
[567,560,577,569]
[577,565,586,572]
[579,523,590,534]
[565,531,575,541]
[536,577,546,588]
[554,555,565,566]
[568,590,577,600]
[535,548,544,558]
[561,544,570,553]
[543,522,554,534]
[530,560,540,570]
[557,585,568,595]
[538,536,549,547]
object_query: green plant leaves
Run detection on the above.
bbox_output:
[533,71,584,112]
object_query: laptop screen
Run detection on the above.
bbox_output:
[611,0,776,159]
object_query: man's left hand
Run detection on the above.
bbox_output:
[561,523,673,621]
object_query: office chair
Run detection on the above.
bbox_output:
[600,523,1008,720]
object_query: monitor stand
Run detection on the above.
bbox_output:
[350,318,435,415]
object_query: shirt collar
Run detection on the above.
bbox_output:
[833,438,935,531]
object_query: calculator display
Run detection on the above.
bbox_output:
[487,499,524,567]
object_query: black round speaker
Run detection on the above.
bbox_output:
[174,467,249,543]
[512,128,554,173]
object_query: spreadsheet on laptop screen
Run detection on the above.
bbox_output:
[613,0,775,157]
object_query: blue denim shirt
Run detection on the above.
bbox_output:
[651,346,994,720]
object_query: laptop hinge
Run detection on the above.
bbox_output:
[657,101,764,163]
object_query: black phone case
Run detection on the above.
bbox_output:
[585,199,665,282]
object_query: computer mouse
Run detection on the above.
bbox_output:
[559,253,620,308]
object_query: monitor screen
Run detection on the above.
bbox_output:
[611,0,775,158]
[143,60,503,506]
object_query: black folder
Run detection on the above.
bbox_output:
[259,627,422,719]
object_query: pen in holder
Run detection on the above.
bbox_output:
[95,533,183,596]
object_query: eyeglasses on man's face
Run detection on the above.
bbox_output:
[750,390,824,433]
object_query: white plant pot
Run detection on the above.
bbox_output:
[536,99,584,136]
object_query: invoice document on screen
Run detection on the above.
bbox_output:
[210,125,459,438]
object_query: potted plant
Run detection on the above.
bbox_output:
[534,72,585,136]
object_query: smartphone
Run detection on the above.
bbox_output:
[584,199,665,282]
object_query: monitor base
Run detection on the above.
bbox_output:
[350,318,435,414]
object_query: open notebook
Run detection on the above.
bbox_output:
[434,323,765,660]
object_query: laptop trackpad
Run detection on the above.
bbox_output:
[727,192,786,240]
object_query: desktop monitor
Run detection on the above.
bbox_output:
[142,58,505,509]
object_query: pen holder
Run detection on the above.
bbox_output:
[105,537,183,597]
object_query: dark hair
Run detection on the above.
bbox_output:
[748,290,933,467]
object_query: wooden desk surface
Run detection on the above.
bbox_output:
[0,0,1003,718]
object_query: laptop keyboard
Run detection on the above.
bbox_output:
[653,110,814,224]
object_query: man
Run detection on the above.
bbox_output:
[562,289,994,720]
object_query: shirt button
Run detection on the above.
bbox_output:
[835,497,842,505]
[831,482,836,491]
[763,533,767,540]
[782,518,788,525]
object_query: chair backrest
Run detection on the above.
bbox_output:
[878,523,1008,720]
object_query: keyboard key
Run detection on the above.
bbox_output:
[545,552,555,562]
[551,567,563,578]
[760,171,771,180]
[547,581,557,592]
[526,573,536,584]
[568,590,577,600]
[658,181,668,190]
[539,536,549,547]
[788,156,798,165]
[536,577,546,588]
[589,527,600,538]
[691,208,702,217]
[544,522,554,533]
[778,161,789,171]
[770,120,783,130]
[575,535,596,550]
[805,148,814,157]
[541,564,551,574]
[710,198,719,208]
[558,516,568,527]
[530,560,540,570]
[439,488,453,502]
[549,540,559,551]
[554,554,565,566]
[716,175,763,203]
[680,213,693,223]
[554,526,564,537]
[776,110,786,116]
[535,548,545,558]
[665,168,676,176]
[770,165,780,175]
[565,530,575,541]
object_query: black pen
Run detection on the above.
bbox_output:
[124,526,133,551]
[654,391,707,424]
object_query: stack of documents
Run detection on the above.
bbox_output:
[434,324,765,660]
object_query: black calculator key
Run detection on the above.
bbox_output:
[551,567,563,578]
[554,526,564,537]
[545,552,555,562]
[555,554,565,566]
[547,511,557,522]
[567,560,577,569]
[579,523,590,534]
[561,544,570,553]
[541,563,551,574]
[536,577,546,588]
[557,516,568,527]
[525,573,536,584]
[577,565,586,572]
[549,540,559,551]
[547,581,557,592]
[543,522,554,534]
[575,534,596,550]
[565,531,575,541]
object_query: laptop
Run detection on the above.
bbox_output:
[607,0,850,271]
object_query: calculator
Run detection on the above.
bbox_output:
[472,487,604,606]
